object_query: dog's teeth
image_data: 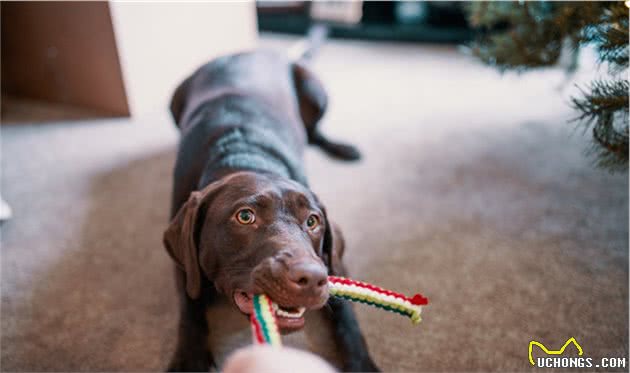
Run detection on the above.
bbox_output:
[275,306,306,319]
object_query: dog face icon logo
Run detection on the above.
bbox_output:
[528,337,583,366]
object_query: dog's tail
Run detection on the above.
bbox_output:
[289,24,361,162]
[288,24,329,63]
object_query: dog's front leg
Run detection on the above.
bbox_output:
[167,275,215,372]
[327,297,380,372]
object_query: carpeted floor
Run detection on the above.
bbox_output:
[1,35,628,372]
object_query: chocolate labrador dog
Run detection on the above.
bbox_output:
[164,50,378,372]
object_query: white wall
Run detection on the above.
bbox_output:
[109,2,258,117]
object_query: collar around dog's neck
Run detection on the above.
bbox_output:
[201,126,308,186]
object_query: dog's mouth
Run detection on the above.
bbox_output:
[233,291,309,332]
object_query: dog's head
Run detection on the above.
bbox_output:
[163,171,344,331]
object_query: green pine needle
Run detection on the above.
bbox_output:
[466,1,629,171]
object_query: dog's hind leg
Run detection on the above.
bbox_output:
[292,62,361,161]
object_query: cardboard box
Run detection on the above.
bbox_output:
[1,1,257,122]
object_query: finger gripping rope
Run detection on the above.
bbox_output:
[250,276,429,346]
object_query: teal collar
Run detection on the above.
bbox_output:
[203,126,307,185]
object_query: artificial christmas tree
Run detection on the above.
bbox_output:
[467,1,628,171]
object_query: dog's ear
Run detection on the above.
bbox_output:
[292,62,328,133]
[163,184,218,299]
[322,212,347,276]
[169,75,193,125]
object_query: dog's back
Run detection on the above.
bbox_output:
[169,50,361,217]
[171,51,303,133]
[169,51,312,214]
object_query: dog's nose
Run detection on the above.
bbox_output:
[287,261,328,292]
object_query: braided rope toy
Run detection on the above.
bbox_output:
[250,275,429,346]
[250,294,283,345]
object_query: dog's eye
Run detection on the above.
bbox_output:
[236,209,255,225]
[306,214,320,229]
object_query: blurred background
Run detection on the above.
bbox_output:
[1,1,628,371]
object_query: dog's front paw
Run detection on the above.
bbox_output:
[344,357,380,372]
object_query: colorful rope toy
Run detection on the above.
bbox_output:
[250,275,429,346]
[250,294,283,346]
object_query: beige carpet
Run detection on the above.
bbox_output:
[1,35,628,372]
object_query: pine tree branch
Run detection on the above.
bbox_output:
[582,3,629,70]
[466,1,629,171]
[572,80,629,170]
[572,80,629,122]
